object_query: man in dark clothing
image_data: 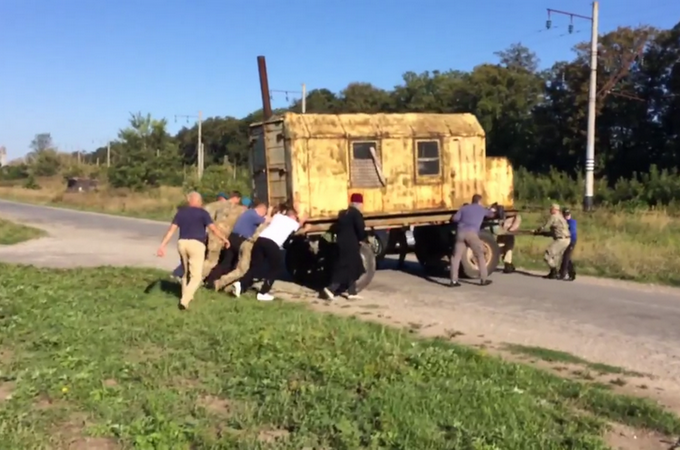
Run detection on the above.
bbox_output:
[323,193,367,300]
[204,201,270,285]
[449,193,496,288]
[559,208,577,281]
[157,191,229,309]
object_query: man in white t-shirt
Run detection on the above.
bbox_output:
[233,204,308,301]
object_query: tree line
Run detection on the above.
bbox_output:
[4,21,680,207]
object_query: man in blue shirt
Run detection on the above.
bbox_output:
[205,201,271,285]
[559,208,577,281]
[449,194,496,287]
[157,191,230,309]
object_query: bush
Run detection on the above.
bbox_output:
[184,164,251,200]
[514,166,680,211]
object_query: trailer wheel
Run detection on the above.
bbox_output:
[355,242,377,292]
[460,230,500,279]
[413,225,451,276]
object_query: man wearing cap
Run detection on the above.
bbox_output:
[323,193,368,300]
[533,203,571,279]
[205,191,242,221]
[559,208,577,281]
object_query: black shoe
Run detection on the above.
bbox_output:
[479,279,493,286]
[449,281,462,288]
[503,263,515,274]
[543,269,557,279]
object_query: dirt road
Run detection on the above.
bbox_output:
[3,199,680,408]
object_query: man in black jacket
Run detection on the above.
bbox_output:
[323,193,367,300]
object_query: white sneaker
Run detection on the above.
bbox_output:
[232,281,242,298]
[257,293,274,302]
[346,294,362,300]
[323,288,335,300]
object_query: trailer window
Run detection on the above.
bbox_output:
[416,140,440,177]
[350,140,383,188]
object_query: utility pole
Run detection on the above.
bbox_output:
[301,83,307,113]
[175,111,204,180]
[546,1,599,211]
[106,142,111,167]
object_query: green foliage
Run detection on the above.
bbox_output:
[184,164,251,200]
[22,174,40,190]
[0,164,29,181]
[1,264,679,448]
[107,113,184,191]
[29,149,62,177]
[515,166,680,210]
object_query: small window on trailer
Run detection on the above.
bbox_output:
[350,140,383,189]
[415,140,441,177]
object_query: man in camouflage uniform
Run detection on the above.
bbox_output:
[202,202,248,279]
[533,203,571,279]
[213,221,269,292]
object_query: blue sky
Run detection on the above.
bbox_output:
[1,0,677,160]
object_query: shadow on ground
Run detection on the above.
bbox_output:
[144,278,182,299]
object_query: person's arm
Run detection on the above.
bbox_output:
[157,215,179,256]
[508,214,522,232]
[204,211,229,247]
[534,216,553,234]
[353,209,368,242]
[452,210,462,223]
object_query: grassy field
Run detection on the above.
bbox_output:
[0,218,45,245]
[3,179,680,286]
[0,264,679,449]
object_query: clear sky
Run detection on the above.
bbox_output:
[1,0,677,160]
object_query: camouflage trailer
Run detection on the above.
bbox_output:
[248,112,516,292]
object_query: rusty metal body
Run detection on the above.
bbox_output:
[248,112,515,234]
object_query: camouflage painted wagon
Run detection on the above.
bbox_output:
[248,112,515,292]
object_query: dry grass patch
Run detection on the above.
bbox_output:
[0,177,183,220]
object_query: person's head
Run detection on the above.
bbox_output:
[471,194,483,205]
[216,192,228,202]
[187,191,203,207]
[550,203,560,215]
[349,192,364,211]
[241,196,252,208]
[252,200,268,217]
[562,207,571,219]
[228,190,242,205]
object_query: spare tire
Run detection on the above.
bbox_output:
[355,242,377,292]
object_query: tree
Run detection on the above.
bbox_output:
[108,113,183,190]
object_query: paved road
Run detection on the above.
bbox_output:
[2,199,680,387]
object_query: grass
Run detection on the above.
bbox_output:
[1,264,679,449]
[504,344,644,377]
[0,218,45,245]
[5,178,680,286]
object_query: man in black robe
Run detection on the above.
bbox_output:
[323,193,367,300]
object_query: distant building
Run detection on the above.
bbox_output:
[0,146,6,167]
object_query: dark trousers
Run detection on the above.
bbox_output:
[205,233,246,284]
[328,280,358,296]
[240,237,283,294]
[559,242,576,277]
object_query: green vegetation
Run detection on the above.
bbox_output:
[504,344,644,377]
[0,219,45,245]
[0,264,678,448]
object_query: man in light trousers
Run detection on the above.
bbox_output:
[449,194,496,288]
